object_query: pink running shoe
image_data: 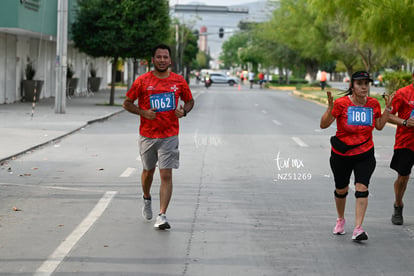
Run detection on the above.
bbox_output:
[352,226,368,241]
[333,218,346,235]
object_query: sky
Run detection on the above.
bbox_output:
[170,0,263,6]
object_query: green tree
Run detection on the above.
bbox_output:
[71,0,170,105]
[220,32,250,69]
[310,0,414,71]
[363,0,414,58]
[182,30,199,82]
[170,23,199,83]
[196,51,211,69]
[254,20,301,83]
[267,0,331,81]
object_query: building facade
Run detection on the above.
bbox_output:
[0,0,108,104]
[170,2,274,69]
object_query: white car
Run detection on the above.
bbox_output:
[209,73,239,86]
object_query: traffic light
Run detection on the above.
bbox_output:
[219,27,224,38]
[193,30,199,39]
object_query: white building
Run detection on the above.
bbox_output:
[0,0,108,104]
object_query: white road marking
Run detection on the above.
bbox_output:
[292,137,309,147]
[120,167,136,177]
[272,119,282,126]
[0,183,104,193]
[34,191,118,276]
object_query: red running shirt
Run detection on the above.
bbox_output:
[331,96,381,156]
[391,84,414,151]
[126,71,193,138]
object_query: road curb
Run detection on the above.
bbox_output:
[291,90,328,106]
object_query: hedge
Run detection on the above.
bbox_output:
[383,71,413,94]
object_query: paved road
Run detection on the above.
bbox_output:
[1,84,413,275]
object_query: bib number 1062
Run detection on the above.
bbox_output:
[150,92,175,112]
[347,106,373,126]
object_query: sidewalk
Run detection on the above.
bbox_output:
[0,88,127,163]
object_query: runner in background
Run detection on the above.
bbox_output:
[320,71,327,91]
[258,72,265,89]
[387,70,414,225]
[249,71,255,89]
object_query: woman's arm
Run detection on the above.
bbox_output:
[375,93,394,130]
[320,91,335,129]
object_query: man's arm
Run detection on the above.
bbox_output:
[175,98,195,118]
[389,113,414,127]
[123,97,156,120]
[184,98,194,114]
[388,113,403,125]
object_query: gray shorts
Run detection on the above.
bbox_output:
[139,135,179,170]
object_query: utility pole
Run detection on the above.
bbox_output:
[55,0,68,113]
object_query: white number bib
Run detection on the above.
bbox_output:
[347,106,373,126]
[150,92,175,112]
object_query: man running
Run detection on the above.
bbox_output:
[388,70,414,225]
[123,44,194,230]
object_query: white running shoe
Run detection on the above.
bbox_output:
[154,214,171,230]
[142,197,152,220]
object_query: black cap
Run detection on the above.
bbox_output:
[352,71,373,82]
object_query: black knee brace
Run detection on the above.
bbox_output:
[334,190,348,198]
[355,190,369,198]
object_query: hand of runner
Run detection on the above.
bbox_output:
[327,91,334,109]
[175,105,186,118]
[383,92,395,110]
[406,117,414,127]
[143,108,157,120]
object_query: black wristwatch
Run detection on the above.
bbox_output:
[403,120,407,126]
[183,109,187,117]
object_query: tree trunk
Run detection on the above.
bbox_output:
[285,68,290,85]
[304,58,319,82]
[185,63,191,84]
[110,57,118,106]
[133,59,138,81]
[358,48,372,73]
[278,66,283,84]
[127,59,133,90]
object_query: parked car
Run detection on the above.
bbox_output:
[209,73,239,86]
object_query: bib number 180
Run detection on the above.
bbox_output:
[150,92,175,112]
[347,106,373,126]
